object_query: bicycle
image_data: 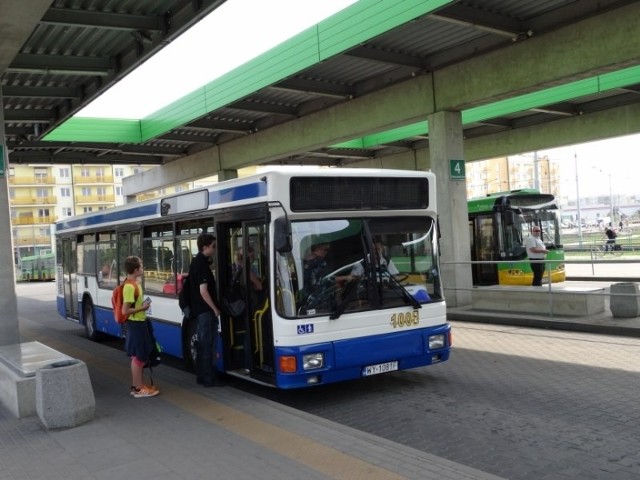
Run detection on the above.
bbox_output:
[593,241,623,257]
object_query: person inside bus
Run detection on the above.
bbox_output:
[233,247,263,293]
[303,243,354,286]
[351,239,399,279]
[121,256,158,398]
[525,227,548,286]
[303,243,331,295]
[188,233,225,387]
[98,262,111,286]
[301,242,354,307]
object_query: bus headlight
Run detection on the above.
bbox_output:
[428,334,445,350]
[303,353,324,370]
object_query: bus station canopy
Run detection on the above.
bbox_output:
[1,0,640,170]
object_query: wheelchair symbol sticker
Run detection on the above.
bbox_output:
[297,324,314,334]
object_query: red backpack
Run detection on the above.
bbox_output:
[112,279,139,324]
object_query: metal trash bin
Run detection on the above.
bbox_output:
[36,359,95,429]
[609,282,640,318]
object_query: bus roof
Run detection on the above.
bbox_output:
[56,168,435,234]
[468,189,557,214]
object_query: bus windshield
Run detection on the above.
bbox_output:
[275,216,441,318]
[520,208,561,247]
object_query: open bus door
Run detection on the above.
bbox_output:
[61,237,79,319]
[469,215,498,285]
[219,218,274,384]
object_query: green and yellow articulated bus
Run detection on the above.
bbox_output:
[468,189,565,286]
[19,252,56,282]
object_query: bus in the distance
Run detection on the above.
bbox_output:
[468,189,565,286]
[19,251,56,281]
[55,169,451,389]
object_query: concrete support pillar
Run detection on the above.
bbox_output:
[427,111,472,307]
[0,88,20,346]
[217,170,238,182]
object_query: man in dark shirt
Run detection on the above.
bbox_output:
[188,233,224,387]
[605,226,617,250]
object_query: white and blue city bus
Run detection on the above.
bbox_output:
[55,169,451,388]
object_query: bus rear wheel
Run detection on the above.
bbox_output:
[84,300,104,341]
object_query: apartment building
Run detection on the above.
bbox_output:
[7,163,264,267]
[466,154,561,200]
[8,164,149,265]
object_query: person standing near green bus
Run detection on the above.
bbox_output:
[525,227,548,286]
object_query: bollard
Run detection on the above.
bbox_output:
[609,282,640,319]
[36,359,95,429]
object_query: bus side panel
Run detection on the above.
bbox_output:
[274,324,451,389]
[56,296,68,320]
[148,319,184,360]
[497,249,565,285]
[91,305,186,359]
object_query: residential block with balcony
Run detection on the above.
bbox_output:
[7,164,152,264]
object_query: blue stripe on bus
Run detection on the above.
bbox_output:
[56,182,268,232]
[56,204,160,231]
[209,182,267,204]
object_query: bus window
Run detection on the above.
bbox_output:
[77,234,97,277]
[97,232,117,289]
[143,224,175,295]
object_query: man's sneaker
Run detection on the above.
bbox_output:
[131,386,160,398]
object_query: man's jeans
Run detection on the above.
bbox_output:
[196,310,218,385]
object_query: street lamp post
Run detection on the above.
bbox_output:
[593,167,614,226]
[575,154,583,247]
[608,171,613,226]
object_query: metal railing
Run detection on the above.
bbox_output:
[441,257,640,318]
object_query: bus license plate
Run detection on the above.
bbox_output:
[363,361,398,376]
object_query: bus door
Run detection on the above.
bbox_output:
[219,219,273,381]
[61,237,79,319]
[470,215,498,285]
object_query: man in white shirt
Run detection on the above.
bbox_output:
[524,226,548,286]
[351,240,399,277]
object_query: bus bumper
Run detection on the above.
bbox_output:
[273,323,451,389]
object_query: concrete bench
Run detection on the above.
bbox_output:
[0,342,95,428]
[471,285,605,316]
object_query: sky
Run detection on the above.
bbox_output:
[537,134,640,199]
[78,0,358,119]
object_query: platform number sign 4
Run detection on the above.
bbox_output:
[449,159,465,180]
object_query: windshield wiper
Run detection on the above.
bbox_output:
[329,278,360,320]
[380,265,421,309]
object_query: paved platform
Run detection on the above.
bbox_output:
[4,276,640,480]
[1,285,503,480]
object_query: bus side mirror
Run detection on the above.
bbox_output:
[274,217,292,253]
